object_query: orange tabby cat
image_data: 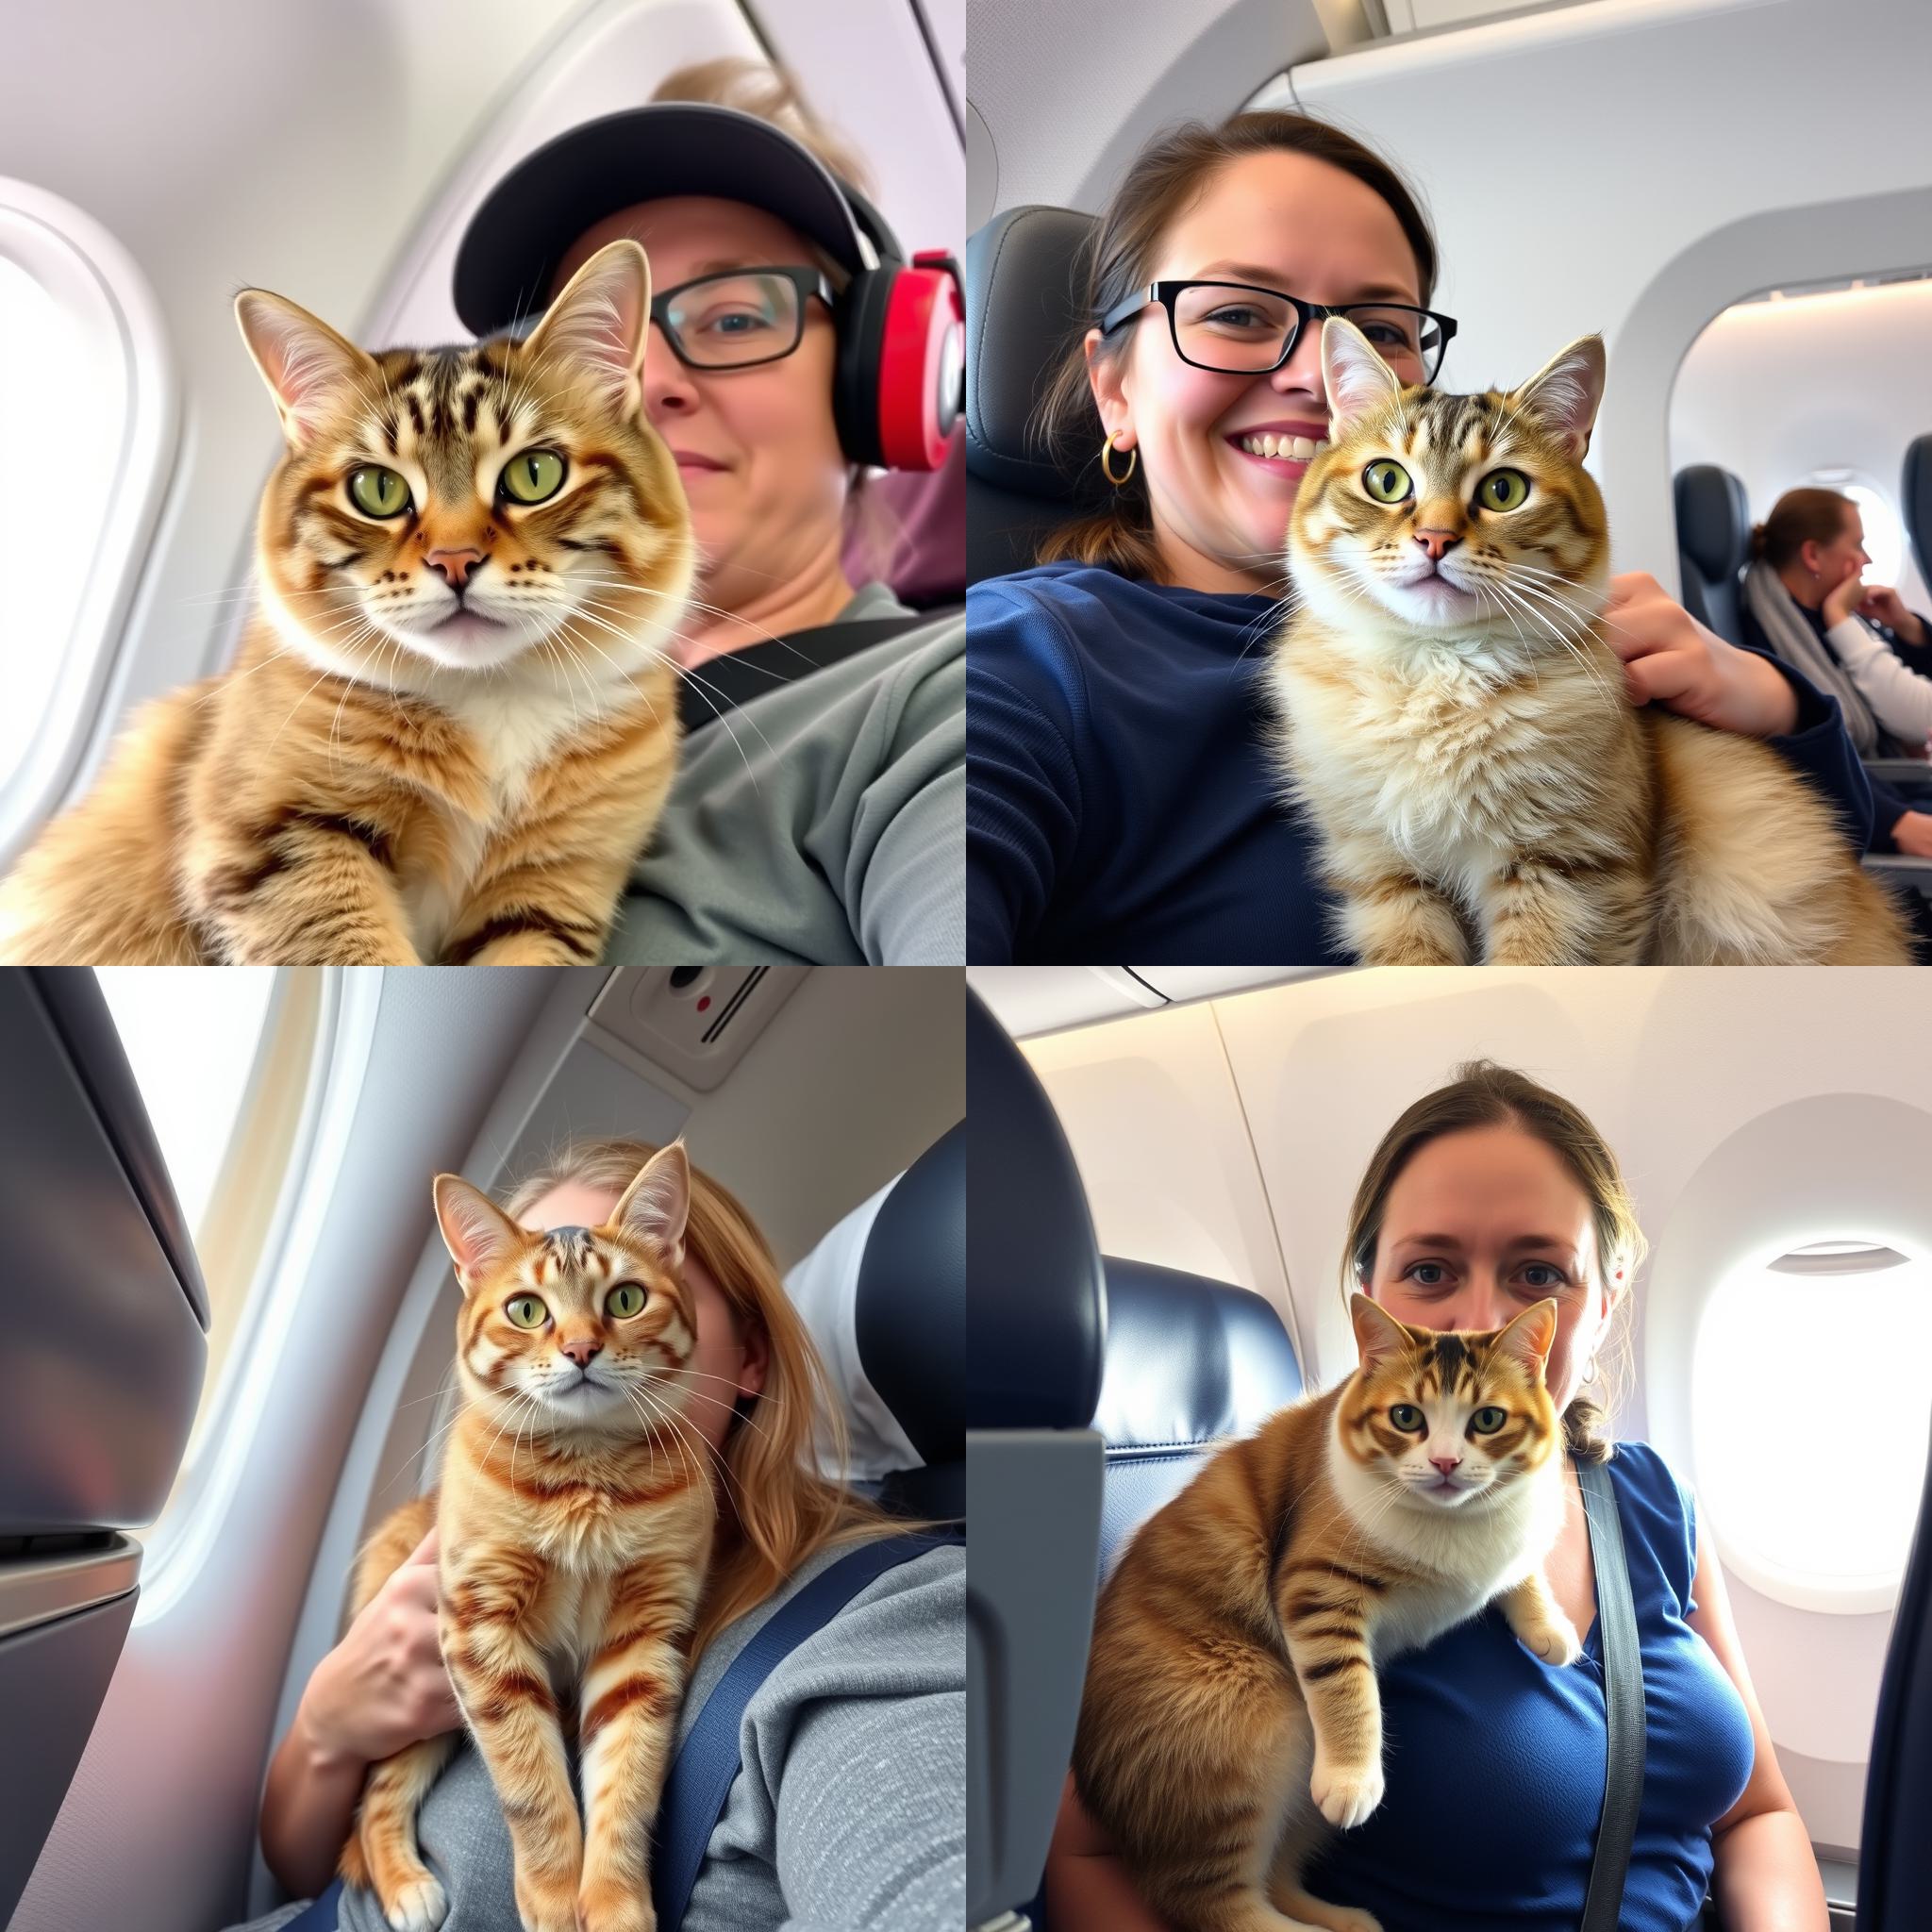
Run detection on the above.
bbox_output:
[1270,317,1909,964]
[341,1144,712,1932]
[0,239,692,965]
[1074,1295,1574,1932]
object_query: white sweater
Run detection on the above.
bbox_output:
[1825,614,1932,746]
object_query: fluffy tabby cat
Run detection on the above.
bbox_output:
[341,1144,712,1932]
[1269,317,1909,964]
[1074,1294,1574,1932]
[0,239,692,965]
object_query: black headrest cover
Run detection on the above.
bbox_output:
[965,205,1100,499]
[854,1120,964,1466]
[966,991,1106,1429]
[1674,464,1751,582]
[1903,434,1932,588]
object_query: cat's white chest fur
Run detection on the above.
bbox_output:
[403,677,609,959]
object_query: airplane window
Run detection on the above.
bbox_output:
[1692,1238,1931,1607]
[94,967,325,1485]
[0,251,113,794]
[1804,473,1906,587]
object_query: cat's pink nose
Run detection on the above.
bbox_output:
[558,1335,602,1367]
[1430,1455,1462,1475]
[425,547,486,589]
[1413,529,1460,562]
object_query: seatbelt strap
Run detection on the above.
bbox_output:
[1578,1457,1645,1932]
[650,1530,963,1929]
[675,609,960,729]
[281,1876,344,1929]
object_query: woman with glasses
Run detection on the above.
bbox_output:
[454,62,966,966]
[965,112,1879,965]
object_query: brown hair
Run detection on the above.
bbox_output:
[1033,111,1440,581]
[1750,487,1854,569]
[1338,1061,1646,1465]
[504,1137,904,1655]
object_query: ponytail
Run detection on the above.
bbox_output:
[1748,522,1770,561]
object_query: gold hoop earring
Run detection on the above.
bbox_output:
[1101,430,1138,487]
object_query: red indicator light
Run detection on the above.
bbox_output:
[696,996,711,1012]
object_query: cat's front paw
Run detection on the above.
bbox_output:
[513,1878,582,1932]
[575,1883,655,1932]
[1519,1609,1583,1667]
[1309,1754,1385,1830]
[382,1876,449,1932]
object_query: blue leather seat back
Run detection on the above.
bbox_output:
[1092,1257,1304,1577]
[1857,1415,1932,1929]
[1674,464,1751,648]
[964,204,1101,585]
[1904,433,1932,591]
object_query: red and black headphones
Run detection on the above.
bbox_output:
[827,184,964,473]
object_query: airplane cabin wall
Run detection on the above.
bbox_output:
[1020,965,1932,1858]
[1671,280,1932,614]
[1248,0,1932,601]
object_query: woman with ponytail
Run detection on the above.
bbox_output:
[1740,488,1932,858]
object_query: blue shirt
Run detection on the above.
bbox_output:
[967,563,1878,963]
[1300,1441,1755,1932]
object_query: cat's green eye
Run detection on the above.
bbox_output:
[500,448,565,505]
[1477,469,1530,512]
[606,1282,647,1320]
[348,465,411,518]
[505,1294,549,1329]
[1471,1406,1507,1434]
[1362,459,1412,504]
[1388,1403,1426,1432]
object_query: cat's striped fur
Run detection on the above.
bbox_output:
[1074,1295,1573,1932]
[1270,319,1909,964]
[0,240,692,965]
[341,1145,713,1932]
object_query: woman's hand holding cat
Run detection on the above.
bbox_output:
[304,1525,461,1768]
[1603,572,1799,739]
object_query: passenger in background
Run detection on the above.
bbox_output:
[456,60,964,966]
[1740,488,1932,858]
[965,113,1881,964]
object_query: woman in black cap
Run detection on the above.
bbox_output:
[452,63,966,966]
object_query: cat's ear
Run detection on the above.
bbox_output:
[611,1141,691,1272]
[522,240,652,419]
[1509,335,1606,461]
[433,1175,525,1295]
[1322,315,1405,437]
[1350,1291,1411,1371]
[1492,1297,1561,1381]
[234,291,378,451]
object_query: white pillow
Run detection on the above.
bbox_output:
[783,1170,924,1482]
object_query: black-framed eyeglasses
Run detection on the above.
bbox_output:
[651,265,835,371]
[1099,279,1457,386]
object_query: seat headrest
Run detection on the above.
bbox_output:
[966,990,1105,1429]
[1674,464,1751,583]
[855,1118,963,1474]
[1095,1258,1303,1452]
[966,204,1100,500]
[1904,434,1932,588]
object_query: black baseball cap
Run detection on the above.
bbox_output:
[453,103,877,339]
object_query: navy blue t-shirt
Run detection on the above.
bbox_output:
[1299,1441,1754,1932]
[968,563,1878,963]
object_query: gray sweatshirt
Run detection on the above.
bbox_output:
[602,583,965,966]
[229,1540,964,1932]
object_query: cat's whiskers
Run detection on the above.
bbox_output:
[1487,576,1622,710]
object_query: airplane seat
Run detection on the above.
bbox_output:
[0,969,208,1927]
[1092,1258,1305,1578]
[1674,463,1751,648]
[1904,433,1932,589]
[965,987,1106,1930]
[964,204,1102,585]
[1855,1415,1932,1931]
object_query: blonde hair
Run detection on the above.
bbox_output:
[1338,1061,1646,1464]
[504,1136,903,1655]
